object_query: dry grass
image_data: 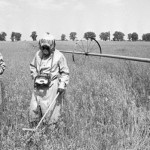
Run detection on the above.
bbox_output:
[0,41,150,149]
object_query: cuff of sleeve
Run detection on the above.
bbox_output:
[31,73,37,80]
[0,67,4,75]
[59,82,66,89]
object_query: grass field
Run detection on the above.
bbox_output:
[1,40,150,149]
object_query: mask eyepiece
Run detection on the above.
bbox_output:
[42,45,50,51]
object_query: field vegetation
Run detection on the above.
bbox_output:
[1,40,150,149]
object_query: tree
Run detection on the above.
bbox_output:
[113,31,125,41]
[15,33,21,41]
[61,34,66,41]
[142,34,146,41]
[0,32,7,41]
[11,32,15,42]
[69,32,77,41]
[142,33,150,41]
[127,32,138,41]
[11,32,21,41]
[146,33,150,41]
[30,31,37,41]
[131,32,138,41]
[128,33,132,41]
[84,31,96,40]
[99,32,110,41]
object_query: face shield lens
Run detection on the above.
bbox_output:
[42,45,50,51]
[41,45,50,55]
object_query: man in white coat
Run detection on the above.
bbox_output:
[29,33,69,128]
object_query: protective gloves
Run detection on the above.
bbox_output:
[57,88,65,94]
[57,88,65,104]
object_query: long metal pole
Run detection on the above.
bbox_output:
[60,50,150,63]
[22,92,59,132]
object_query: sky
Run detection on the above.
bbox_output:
[0,0,150,41]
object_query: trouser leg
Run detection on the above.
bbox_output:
[29,80,64,127]
[39,81,60,125]
[29,92,41,127]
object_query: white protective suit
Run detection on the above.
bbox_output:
[29,47,69,124]
[0,53,5,106]
[0,53,5,75]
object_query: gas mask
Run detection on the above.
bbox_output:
[41,45,51,56]
[39,34,55,57]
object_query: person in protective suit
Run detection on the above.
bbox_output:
[0,53,5,76]
[0,53,5,107]
[29,33,69,128]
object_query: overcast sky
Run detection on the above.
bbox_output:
[0,0,149,40]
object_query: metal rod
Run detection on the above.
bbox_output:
[60,50,150,63]
[35,92,59,131]
[22,92,59,132]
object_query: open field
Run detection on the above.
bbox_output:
[1,41,150,149]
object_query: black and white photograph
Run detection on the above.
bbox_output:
[0,0,150,149]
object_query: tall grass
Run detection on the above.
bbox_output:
[0,41,150,149]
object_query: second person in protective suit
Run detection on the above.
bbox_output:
[29,33,69,128]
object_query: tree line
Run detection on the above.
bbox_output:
[0,31,150,41]
[60,31,150,41]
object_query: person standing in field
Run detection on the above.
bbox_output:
[0,53,5,76]
[29,33,69,128]
[0,52,6,111]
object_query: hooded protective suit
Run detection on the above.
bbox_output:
[0,53,5,106]
[29,34,69,125]
[0,53,5,75]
